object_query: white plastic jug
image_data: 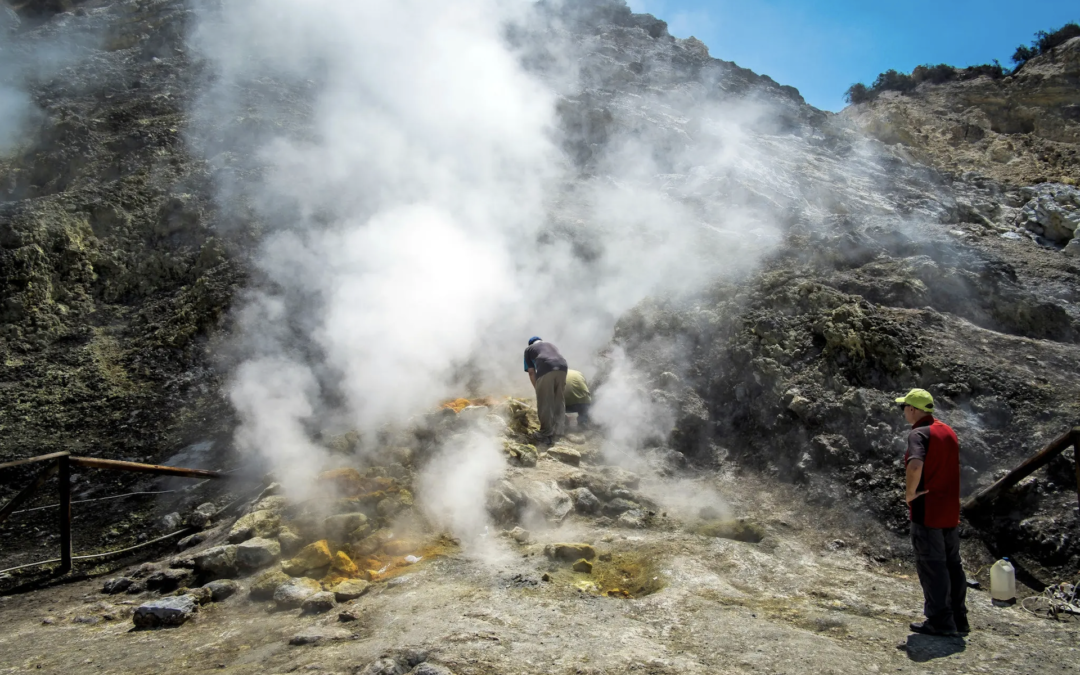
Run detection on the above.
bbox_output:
[990,558,1016,605]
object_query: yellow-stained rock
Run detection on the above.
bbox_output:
[572,558,594,573]
[330,550,359,578]
[282,540,333,577]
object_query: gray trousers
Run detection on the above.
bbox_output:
[910,522,968,630]
[535,369,567,441]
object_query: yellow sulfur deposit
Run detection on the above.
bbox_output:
[282,540,333,576]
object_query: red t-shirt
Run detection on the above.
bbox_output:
[904,417,961,528]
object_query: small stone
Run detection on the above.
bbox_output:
[133,595,197,628]
[300,591,336,614]
[102,577,134,594]
[236,537,281,569]
[332,578,371,602]
[569,488,600,514]
[73,615,100,625]
[547,446,581,466]
[228,509,281,544]
[249,570,290,601]
[544,543,596,561]
[598,552,612,562]
[274,577,322,610]
[203,579,240,602]
[541,573,552,582]
[184,587,213,605]
[282,540,333,577]
[145,568,193,592]
[188,503,217,529]
[161,512,183,531]
[508,527,530,544]
[572,559,593,573]
[41,617,58,625]
[192,545,239,579]
[288,626,353,646]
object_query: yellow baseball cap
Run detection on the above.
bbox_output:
[895,388,934,413]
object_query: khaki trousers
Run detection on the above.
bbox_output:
[535,369,567,441]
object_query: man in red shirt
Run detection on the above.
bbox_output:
[897,388,968,637]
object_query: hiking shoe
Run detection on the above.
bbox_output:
[954,619,970,635]
[909,621,958,637]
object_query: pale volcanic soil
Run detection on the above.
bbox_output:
[0,442,1076,675]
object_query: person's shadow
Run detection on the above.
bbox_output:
[901,633,967,662]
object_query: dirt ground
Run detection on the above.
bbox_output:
[1,454,1076,675]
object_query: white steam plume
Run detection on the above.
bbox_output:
[189,0,800,522]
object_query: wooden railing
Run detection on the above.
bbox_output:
[962,426,1080,513]
[0,452,224,574]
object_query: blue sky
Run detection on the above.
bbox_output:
[627,1,1078,112]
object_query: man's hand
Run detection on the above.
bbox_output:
[528,367,537,388]
[905,458,927,503]
[906,488,929,503]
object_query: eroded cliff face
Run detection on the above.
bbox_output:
[841,37,1080,188]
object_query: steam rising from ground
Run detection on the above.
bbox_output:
[189,0,788,536]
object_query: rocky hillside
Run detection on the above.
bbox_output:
[0,0,1078,588]
[842,36,1080,187]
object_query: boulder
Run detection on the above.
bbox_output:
[523,480,573,523]
[351,529,393,557]
[331,578,371,601]
[249,570,290,601]
[544,543,596,562]
[102,577,133,594]
[572,559,593,573]
[602,498,638,517]
[145,568,193,592]
[277,527,304,556]
[547,445,581,466]
[486,481,526,523]
[502,440,538,467]
[323,513,368,540]
[192,545,239,579]
[132,596,197,629]
[300,591,336,614]
[273,577,323,610]
[569,487,600,514]
[184,587,213,605]
[282,540,333,577]
[203,579,240,602]
[228,509,280,544]
[616,509,646,529]
[508,527,531,544]
[236,537,280,569]
[328,550,361,580]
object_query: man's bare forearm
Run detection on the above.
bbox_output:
[906,459,926,503]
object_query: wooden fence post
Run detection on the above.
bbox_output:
[58,455,71,575]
